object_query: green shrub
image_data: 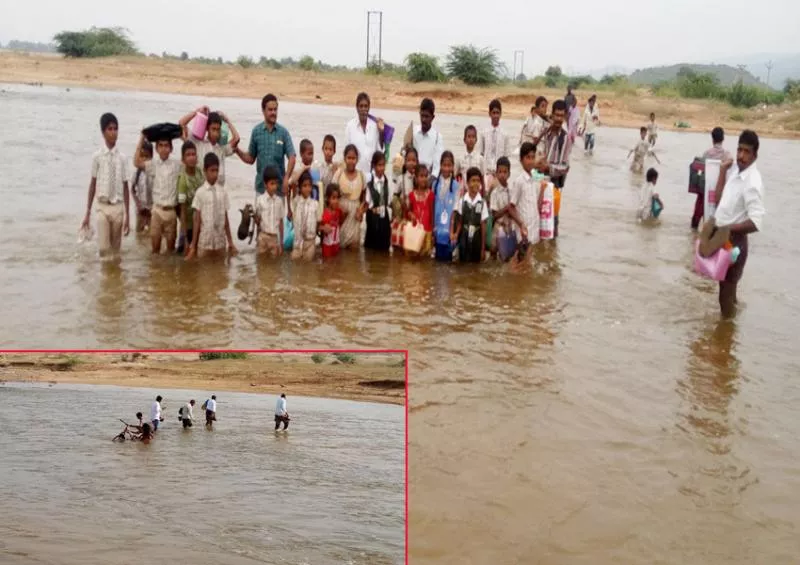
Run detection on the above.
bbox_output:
[405,53,445,83]
[311,354,326,364]
[785,79,800,101]
[445,45,503,86]
[298,55,317,71]
[199,352,249,361]
[334,353,356,364]
[237,55,254,68]
[54,27,138,58]
[729,111,746,122]
[677,70,724,99]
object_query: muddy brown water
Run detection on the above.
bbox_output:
[1,84,799,563]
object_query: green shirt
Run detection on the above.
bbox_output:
[177,166,205,230]
[247,122,295,196]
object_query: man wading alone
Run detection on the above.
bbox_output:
[711,130,765,318]
[275,393,290,431]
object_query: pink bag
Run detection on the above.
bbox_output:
[539,181,555,240]
[693,240,732,281]
[190,111,208,140]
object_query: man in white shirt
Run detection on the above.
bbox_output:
[345,92,385,177]
[150,395,163,433]
[275,393,290,431]
[178,399,195,429]
[203,395,217,428]
[413,98,444,179]
[580,95,600,155]
[711,129,765,318]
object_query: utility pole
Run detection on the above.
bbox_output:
[765,60,773,87]
[366,11,383,71]
[512,50,525,82]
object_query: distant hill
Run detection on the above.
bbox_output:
[1,40,56,53]
[628,63,762,87]
[708,53,800,89]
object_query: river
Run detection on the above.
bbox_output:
[1,84,799,564]
[0,382,403,564]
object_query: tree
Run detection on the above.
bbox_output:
[784,79,800,101]
[180,51,188,61]
[545,66,563,78]
[298,55,317,71]
[54,27,138,58]
[237,55,254,68]
[445,45,503,86]
[405,53,445,83]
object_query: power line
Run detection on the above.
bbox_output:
[765,60,773,87]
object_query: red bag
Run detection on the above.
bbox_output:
[391,219,405,248]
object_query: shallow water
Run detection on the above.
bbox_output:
[2,84,800,563]
[0,382,403,564]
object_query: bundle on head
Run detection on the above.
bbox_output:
[238,204,256,243]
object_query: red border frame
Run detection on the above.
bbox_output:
[1,348,409,565]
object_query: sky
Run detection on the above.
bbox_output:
[2,0,799,76]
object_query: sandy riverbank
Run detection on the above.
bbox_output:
[1,52,798,139]
[0,352,406,405]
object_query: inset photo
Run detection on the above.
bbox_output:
[0,350,406,565]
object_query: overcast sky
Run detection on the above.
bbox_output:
[3,0,798,75]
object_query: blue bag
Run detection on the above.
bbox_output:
[651,197,663,219]
[283,217,295,250]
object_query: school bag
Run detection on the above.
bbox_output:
[689,158,705,194]
[283,217,295,250]
[433,177,458,248]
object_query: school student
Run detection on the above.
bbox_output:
[203,395,217,428]
[135,133,182,254]
[508,142,542,249]
[186,153,237,259]
[628,126,660,174]
[647,112,659,146]
[451,167,489,263]
[288,139,319,203]
[176,140,205,254]
[275,393,290,431]
[364,151,392,252]
[178,400,195,429]
[580,95,600,155]
[433,151,460,262]
[457,125,485,191]
[150,395,164,433]
[320,184,346,258]
[407,163,435,257]
[291,170,319,261]
[131,141,153,234]
[178,106,240,186]
[81,112,131,257]
[319,134,339,187]
[331,144,367,250]
[413,98,444,178]
[254,166,285,258]
[478,99,511,189]
[638,168,663,222]
[490,157,516,261]
[519,96,549,159]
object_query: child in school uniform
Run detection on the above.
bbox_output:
[135,133,182,254]
[177,140,205,254]
[320,184,346,258]
[451,167,489,263]
[254,166,285,258]
[186,153,237,259]
[390,147,418,253]
[331,144,367,250]
[478,99,511,191]
[131,141,153,234]
[508,142,543,253]
[457,125,485,194]
[81,112,131,257]
[433,151,460,262]
[319,135,340,188]
[364,151,392,252]
[291,170,319,261]
[178,106,240,186]
[407,163,435,258]
[628,127,661,174]
[647,112,658,146]
[490,157,516,262]
[638,168,664,222]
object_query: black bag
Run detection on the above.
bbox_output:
[142,122,183,143]
[689,158,705,195]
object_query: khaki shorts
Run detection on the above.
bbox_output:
[136,207,151,233]
[257,232,281,257]
[151,206,177,242]
[96,201,124,254]
[197,248,226,259]
[291,238,316,261]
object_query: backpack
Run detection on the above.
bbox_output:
[689,158,705,195]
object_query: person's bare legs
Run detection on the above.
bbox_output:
[719,281,738,319]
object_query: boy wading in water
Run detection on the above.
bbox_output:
[203,395,217,428]
[178,399,195,428]
[186,154,238,260]
[629,127,660,174]
[711,130,765,319]
[275,393,290,431]
[81,113,131,257]
[135,134,182,254]
[176,140,205,254]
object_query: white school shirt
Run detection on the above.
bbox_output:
[192,182,231,251]
[150,401,161,422]
[193,139,235,187]
[91,145,129,204]
[479,125,511,173]
[413,126,444,178]
[638,182,657,221]
[181,402,194,421]
[145,157,182,207]
[275,397,287,416]
[345,117,383,175]
[457,150,485,185]
[205,398,217,412]
[510,170,541,244]
[582,105,600,135]
[294,196,319,242]
[256,192,285,235]
[714,163,765,231]
[455,192,490,222]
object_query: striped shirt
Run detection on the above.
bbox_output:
[457,150,485,185]
[478,125,511,173]
[541,125,573,179]
[510,170,540,244]
[91,145,129,205]
[193,140,234,187]
[192,182,230,251]
[145,158,182,208]
[293,196,319,242]
[255,192,285,235]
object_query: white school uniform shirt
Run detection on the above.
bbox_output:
[275,397,287,416]
[91,145,129,205]
[366,175,392,220]
[714,163,765,231]
[205,398,217,412]
[256,192,285,235]
[490,184,511,230]
[150,400,161,422]
[145,157,182,207]
[510,169,541,244]
[455,192,490,222]
[638,182,657,221]
[581,104,600,135]
[478,125,511,173]
[294,196,319,242]
[181,402,194,421]
[192,182,231,251]
[193,139,234,187]
[413,126,444,178]
[457,150,485,185]
[345,117,383,175]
